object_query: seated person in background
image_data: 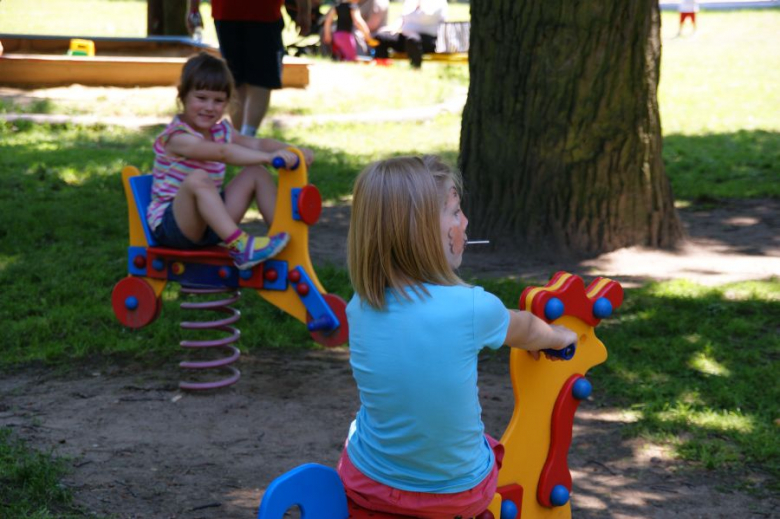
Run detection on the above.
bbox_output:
[322,0,376,61]
[373,0,447,69]
[356,0,389,55]
[360,0,389,33]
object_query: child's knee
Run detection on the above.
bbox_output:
[245,165,274,184]
[183,169,215,189]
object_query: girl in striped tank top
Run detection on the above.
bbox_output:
[148,52,314,270]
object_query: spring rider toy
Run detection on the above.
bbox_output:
[255,271,623,519]
[111,149,348,390]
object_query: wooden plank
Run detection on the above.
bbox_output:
[0,54,309,88]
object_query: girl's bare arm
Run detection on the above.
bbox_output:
[504,310,577,359]
[165,132,279,166]
[232,134,314,165]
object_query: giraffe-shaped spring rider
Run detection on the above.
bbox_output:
[111,149,348,389]
[256,272,623,519]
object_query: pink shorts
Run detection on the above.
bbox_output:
[332,31,358,61]
[337,435,504,519]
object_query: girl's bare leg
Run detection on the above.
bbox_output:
[172,169,240,242]
[223,166,277,228]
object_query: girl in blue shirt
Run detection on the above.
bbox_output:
[340,155,576,517]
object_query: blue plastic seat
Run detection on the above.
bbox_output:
[257,463,349,519]
[129,174,159,246]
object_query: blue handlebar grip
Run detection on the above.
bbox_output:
[543,343,576,360]
[272,156,300,169]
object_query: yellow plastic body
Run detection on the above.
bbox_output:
[486,493,503,517]
[122,166,147,248]
[258,148,326,324]
[497,273,610,519]
[121,165,167,297]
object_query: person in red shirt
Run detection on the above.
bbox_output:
[187,0,311,136]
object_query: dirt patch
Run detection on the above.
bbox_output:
[268,197,780,287]
[2,199,778,518]
[1,349,776,519]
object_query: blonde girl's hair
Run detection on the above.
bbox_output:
[348,155,464,310]
[177,51,235,105]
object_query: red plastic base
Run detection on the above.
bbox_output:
[309,293,349,347]
[536,374,585,507]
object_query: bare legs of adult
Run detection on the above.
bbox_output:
[231,84,272,137]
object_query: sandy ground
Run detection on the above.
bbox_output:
[1,198,778,519]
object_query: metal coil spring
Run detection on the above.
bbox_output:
[179,286,242,390]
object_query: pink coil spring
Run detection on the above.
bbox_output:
[179,286,242,390]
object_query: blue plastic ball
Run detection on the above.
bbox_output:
[125,296,139,311]
[593,297,613,319]
[544,297,565,321]
[152,258,165,272]
[550,484,570,507]
[572,378,593,400]
[500,500,518,519]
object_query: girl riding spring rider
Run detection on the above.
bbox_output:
[340,156,576,517]
[147,52,314,270]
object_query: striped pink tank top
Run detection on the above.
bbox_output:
[147,116,234,231]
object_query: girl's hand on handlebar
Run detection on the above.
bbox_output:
[528,325,578,362]
[549,325,578,351]
[270,150,299,169]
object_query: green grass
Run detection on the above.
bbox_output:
[0,428,92,518]
[658,10,780,202]
[0,3,778,511]
[664,130,780,200]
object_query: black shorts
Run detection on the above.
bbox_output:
[151,192,226,249]
[215,18,285,89]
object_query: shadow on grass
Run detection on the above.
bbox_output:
[662,130,780,258]
[664,130,780,202]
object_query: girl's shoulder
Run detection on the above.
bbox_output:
[211,118,234,144]
[157,115,202,142]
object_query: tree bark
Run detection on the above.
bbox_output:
[459,0,683,255]
[147,0,188,36]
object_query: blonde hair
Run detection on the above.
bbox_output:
[348,155,464,310]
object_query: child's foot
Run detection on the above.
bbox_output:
[227,232,290,270]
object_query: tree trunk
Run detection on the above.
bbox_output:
[147,0,188,36]
[459,0,683,255]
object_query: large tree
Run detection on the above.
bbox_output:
[459,1,683,255]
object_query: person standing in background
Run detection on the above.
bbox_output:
[187,0,311,136]
[677,0,699,37]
